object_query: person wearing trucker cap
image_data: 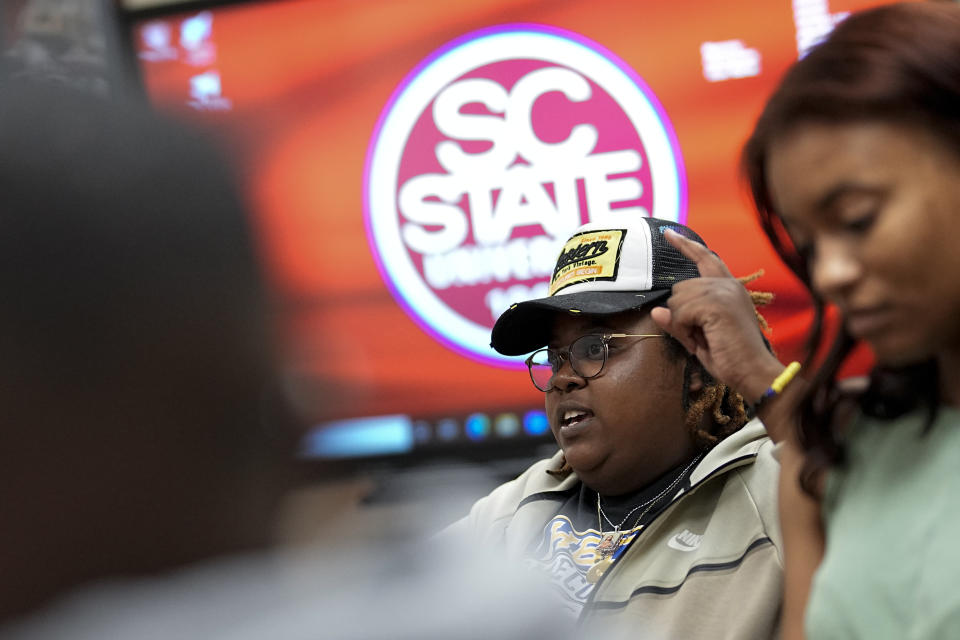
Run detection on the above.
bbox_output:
[445,217,784,638]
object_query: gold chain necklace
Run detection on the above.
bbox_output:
[585,453,702,585]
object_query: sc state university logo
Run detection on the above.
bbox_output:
[364,24,686,366]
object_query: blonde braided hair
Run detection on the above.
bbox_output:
[681,270,774,450]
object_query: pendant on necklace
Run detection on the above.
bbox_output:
[588,531,622,584]
[595,531,622,556]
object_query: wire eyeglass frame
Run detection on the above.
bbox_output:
[524,333,663,392]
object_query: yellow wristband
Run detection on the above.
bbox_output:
[769,361,802,395]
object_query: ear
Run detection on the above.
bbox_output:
[685,363,705,394]
[682,360,708,413]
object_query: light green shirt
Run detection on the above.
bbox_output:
[805,406,960,639]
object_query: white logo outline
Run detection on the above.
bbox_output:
[365,24,686,366]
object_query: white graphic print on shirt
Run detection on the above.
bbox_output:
[524,515,641,617]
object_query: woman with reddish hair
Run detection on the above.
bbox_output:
[654,2,960,638]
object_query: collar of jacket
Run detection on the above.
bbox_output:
[501,419,771,560]
[535,418,769,500]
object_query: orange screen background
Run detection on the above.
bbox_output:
[133,0,892,429]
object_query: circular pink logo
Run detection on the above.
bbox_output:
[365,24,686,366]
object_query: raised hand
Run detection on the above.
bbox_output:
[650,228,785,405]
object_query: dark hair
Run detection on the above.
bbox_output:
[0,83,294,619]
[741,2,960,479]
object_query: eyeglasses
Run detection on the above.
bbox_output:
[524,334,663,392]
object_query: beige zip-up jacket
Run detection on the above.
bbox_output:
[445,419,782,639]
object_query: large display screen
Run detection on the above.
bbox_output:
[125,0,892,460]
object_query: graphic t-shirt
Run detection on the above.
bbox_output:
[524,460,696,617]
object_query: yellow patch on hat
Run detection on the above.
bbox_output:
[549,229,626,296]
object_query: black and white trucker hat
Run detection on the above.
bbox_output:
[490,217,707,356]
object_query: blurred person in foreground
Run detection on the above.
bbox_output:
[0,85,568,640]
[651,3,960,638]
[0,82,288,624]
[446,217,784,638]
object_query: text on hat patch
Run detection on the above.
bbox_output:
[549,228,626,295]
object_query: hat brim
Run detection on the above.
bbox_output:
[490,289,672,356]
